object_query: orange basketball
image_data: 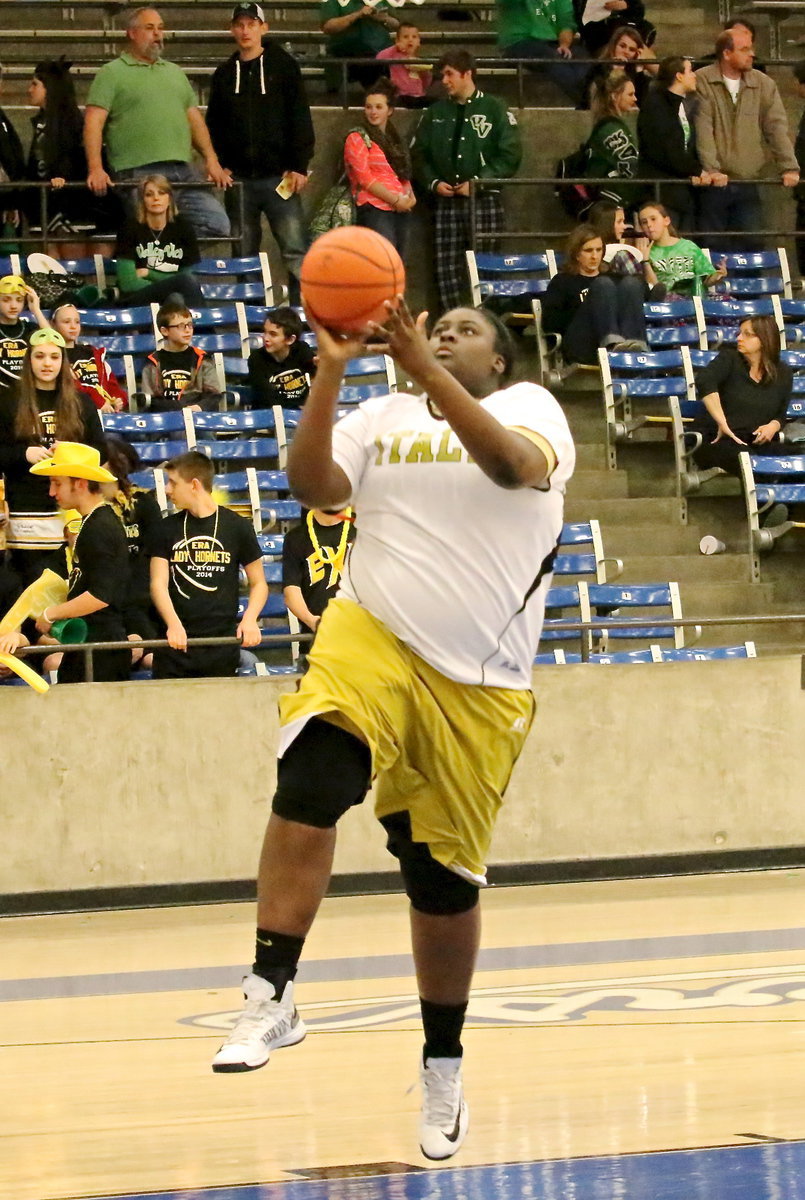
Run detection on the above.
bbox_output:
[300,226,406,333]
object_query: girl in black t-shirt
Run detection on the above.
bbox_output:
[115,173,205,308]
[0,327,105,583]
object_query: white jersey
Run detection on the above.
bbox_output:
[331,380,575,688]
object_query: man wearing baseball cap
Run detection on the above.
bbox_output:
[205,3,314,299]
[30,442,131,682]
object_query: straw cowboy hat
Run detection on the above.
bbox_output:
[30,442,116,482]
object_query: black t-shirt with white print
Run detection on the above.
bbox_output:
[247,341,317,408]
[0,317,33,388]
[152,505,262,636]
[116,216,200,275]
[150,347,199,408]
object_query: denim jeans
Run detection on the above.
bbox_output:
[502,38,587,104]
[228,176,308,304]
[697,181,762,251]
[115,161,231,239]
[563,275,646,364]
[356,202,410,257]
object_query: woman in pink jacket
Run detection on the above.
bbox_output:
[343,79,415,256]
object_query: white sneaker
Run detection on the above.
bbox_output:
[211,973,306,1073]
[418,1055,469,1160]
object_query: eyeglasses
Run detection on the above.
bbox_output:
[166,321,193,331]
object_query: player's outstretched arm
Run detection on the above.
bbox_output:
[370,300,551,490]
[287,318,359,509]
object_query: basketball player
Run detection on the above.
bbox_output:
[212,300,575,1160]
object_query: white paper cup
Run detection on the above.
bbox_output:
[699,535,726,555]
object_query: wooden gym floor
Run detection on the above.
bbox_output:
[3,868,805,1200]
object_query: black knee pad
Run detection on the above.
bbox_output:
[272,716,372,828]
[380,812,479,915]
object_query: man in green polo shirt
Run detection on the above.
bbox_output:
[84,6,231,238]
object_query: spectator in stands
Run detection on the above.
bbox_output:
[637,55,710,231]
[27,442,131,683]
[638,201,727,296]
[0,275,48,389]
[584,70,642,209]
[692,316,791,490]
[412,50,522,311]
[50,303,128,413]
[141,300,224,413]
[282,506,356,647]
[0,329,106,585]
[574,0,655,56]
[496,0,586,104]
[542,222,648,363]
[696,15,767,75]
[695,28,799,240]
[150,449,267,679]
[0,62,26,238]
[84,6,230,239]
[581,25,656,110]
[344,80,415,256]
[115,174,205,307]
[375,23,434,108]
[206,4,314,302]
[247,307,317,408]
[25,58,122,258]
[588,199,662,296]
[101,433,162,667]
[792,60,805,276]
[321,0,399,91]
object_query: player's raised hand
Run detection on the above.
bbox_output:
[369,298,431,379]
[305,311,370,365]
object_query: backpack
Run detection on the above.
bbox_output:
[554,141,597,220]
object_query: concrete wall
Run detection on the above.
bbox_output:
[3,656,804,896]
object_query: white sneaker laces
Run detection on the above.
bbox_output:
[421,1062,461,1127]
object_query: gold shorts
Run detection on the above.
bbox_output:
[279,597,535,884]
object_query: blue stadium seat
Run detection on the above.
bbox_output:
[707,248,792,299]
[643,299,706,350]
[598,347,695,469]
[554,519,622,583]
[466,250,557,307]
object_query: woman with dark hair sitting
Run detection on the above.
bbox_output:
[541,222,648,364]
[692,316,791,486]
[115,174,205,307]
[343,78,415,256]
[637,55,711,230]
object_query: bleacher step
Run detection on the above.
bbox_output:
[564,496,681,524]
[566,469,629,499]
[610,554,752,586]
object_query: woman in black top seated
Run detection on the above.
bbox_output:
[637,55,711,231]
[693,316,791,479]
[115,174,205,308]
[541,223,648,365]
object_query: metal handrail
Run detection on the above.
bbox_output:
[469,175,805,249]
[0,178,246,251]
[3,612,803,679]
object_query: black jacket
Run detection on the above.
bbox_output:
[0,106,24,182]
[206,44,315,179]
[637,85,702,180]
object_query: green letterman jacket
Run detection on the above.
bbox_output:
[411,89,522,191]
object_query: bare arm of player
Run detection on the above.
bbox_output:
[286,318,360,509]
[150,556,188,652]
[371,301,551,490]
[237,559,268,648]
